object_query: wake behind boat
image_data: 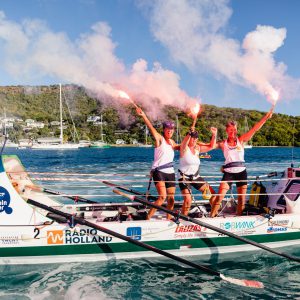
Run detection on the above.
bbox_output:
[0,154,300,268]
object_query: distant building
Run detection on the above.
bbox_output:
[116,139,125,145]
[114,130,129,135]
[87,116,101,123]
[50,121,60,126]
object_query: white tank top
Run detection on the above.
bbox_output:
[152,137,175,174]
[223,139,246,173]
[179,147,200,177]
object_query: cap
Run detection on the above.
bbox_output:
[162,121,175,129]
[226,120,237,128]
[190,131,199,139]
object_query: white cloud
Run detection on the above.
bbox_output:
[142,0,300,103]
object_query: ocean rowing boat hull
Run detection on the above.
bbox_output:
[0,155,299,265]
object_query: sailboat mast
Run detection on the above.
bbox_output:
[59,84,63,144]
[100,115,104,142]
[3,108,6,136]
[176,115,179,144]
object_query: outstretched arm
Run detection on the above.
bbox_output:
[198,127,217,153]
[240,108,273,143]
[136,107,161,146]
[180,131,192,157]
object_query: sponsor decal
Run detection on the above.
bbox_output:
[0,187,12,214]
[220,221,255,231]
[175,225,206,233]
[127,227,142,240]
[0,235,19,245]
[268,219,289,226]
[174,224,207,239]
[47,230,64,245]
[47,229,113,245]
[267,227,288,233]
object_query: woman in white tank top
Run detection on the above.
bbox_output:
[210,108,274,217]
[136,107,180,220]
[179,127,217,215]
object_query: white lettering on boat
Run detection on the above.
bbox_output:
[175,225,206,233]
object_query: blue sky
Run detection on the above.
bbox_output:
[0,0,299,116]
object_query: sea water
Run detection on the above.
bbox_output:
[0,147,299,299]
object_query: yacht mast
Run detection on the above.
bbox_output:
[59,84,63,144]
[176,115,179,144]
[145,126,148,145]
[100,115,104,142]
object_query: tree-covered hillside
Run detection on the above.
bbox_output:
[0,85,299,146]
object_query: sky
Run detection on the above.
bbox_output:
[0,0,299,116]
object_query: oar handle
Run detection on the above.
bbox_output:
[114,189,135,201]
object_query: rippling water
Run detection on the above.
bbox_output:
[1,146,300,299]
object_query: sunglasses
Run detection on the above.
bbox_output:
[163,121,175,129]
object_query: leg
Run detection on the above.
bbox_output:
[166,186,175,219]
[147,181,166,220]
[236,184,247,216]
[180,188,192,216]
[210,182,230,217]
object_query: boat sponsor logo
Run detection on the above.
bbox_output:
[268,219,289,226]
[47,229,113,245]
[0,235,19,245]
[127,227,142,240]
[174,224,207,239]
[267,227,288,233]
[47,230,64,244]
[220,221,255,231]
[0,187,12,214]
[175,225,206,233]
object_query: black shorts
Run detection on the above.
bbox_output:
[178,176,206,191]
[152,170,176,188]
[222,169,247,187]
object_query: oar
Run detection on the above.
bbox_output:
[113,189,300,264]
[26,198,263,288]
[102,181,157,201]
[26,185,98,204]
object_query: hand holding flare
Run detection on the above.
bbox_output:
[190,103,201,128]
[118,90,139,109]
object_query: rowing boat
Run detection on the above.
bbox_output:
[0,154,299,266]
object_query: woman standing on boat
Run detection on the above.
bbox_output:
[136,107,179,220]
[179,126,218,215]
[210,108,273,217]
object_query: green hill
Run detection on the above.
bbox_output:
[0,85,299,146]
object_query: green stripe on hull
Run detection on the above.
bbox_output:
[0,231,299,257]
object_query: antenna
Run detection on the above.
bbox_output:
[291,119,296,167]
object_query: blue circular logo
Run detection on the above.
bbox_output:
[0,187,12,214]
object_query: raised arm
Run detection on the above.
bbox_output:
[240,108,273,143]
[198,127,217,153]
[180,130,192,157]
[136,107,161,146]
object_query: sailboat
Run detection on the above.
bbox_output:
[243,116,253,149]
[138,126,152,147]
[2,109,18,148]
[32,84,79,150]
[90,115,110,148]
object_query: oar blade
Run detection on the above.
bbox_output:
[220,274,264,288]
